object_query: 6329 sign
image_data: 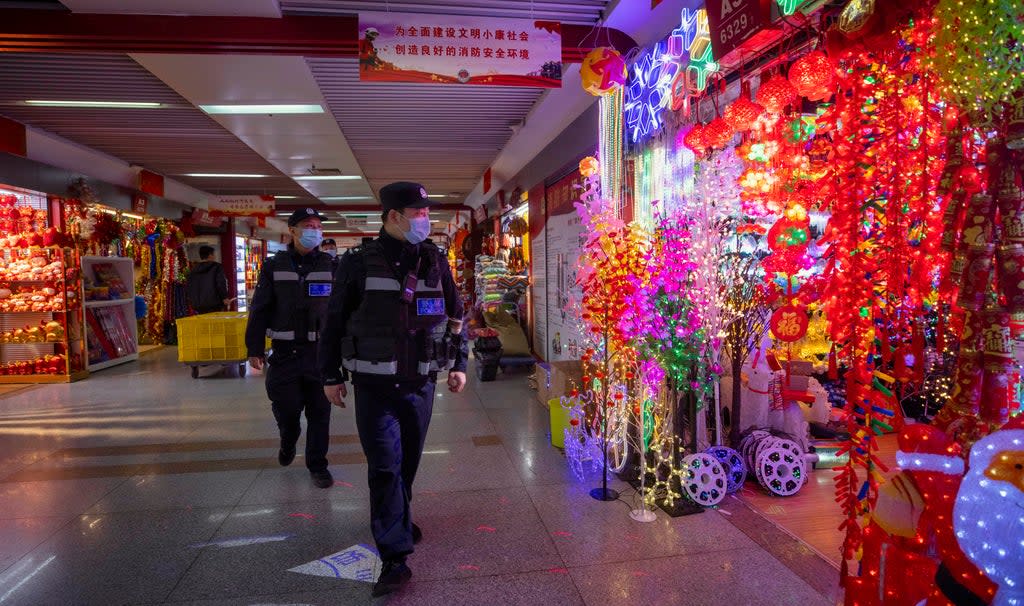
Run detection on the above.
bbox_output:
[706,0,770,59]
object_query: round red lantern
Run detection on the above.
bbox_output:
[787,51,835,101]
[682,124,708,155]
[703,117,735,149]
[756,74,799,114]
[723,93,764,132]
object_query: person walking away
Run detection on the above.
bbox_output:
[245,208,335,488]
[186,245,230,314]
[319,182,468,597]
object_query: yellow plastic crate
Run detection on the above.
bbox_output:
[176,312,250,363]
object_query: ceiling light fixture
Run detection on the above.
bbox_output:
[24,100,163,109]
[294,175,361,181]
[183,173,270,178]
[320,196,373,200]
[199,104,325,115]
[274,195,298,199]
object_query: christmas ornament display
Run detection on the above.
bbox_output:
[580,47,629,97]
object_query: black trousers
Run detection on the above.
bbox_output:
[265,345,331,472]
[353,379,435,562]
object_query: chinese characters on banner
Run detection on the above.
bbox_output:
[358,12,563,88]
[207,195,276,218]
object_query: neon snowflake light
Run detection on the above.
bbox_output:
[625,41,678,143]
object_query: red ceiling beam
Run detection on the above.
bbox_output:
[0,10,635,62]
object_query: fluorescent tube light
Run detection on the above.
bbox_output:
[183,173,270,178]
[199,104,325,115]
[25,100,163,108]
[293,175,361,181]
[320,196,373,201]
[274,195,298,199]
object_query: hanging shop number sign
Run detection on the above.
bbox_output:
[357,12,563,88]
[705,0,771,59]
[770,305,809,342]
[208,195,275,217]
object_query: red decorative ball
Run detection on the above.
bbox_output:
[703,117,735,149]
[723,93,764,132]
[756,74,799,114]
[682,124,708,155]
[788,51,835,101]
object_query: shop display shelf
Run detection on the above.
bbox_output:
[84,299,132,309]
[0,370,88,384]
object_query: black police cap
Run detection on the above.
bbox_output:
[287,207,323,226]
[379,182,436,213]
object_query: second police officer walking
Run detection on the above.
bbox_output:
[245,208,336,489]
[319,182,468,597]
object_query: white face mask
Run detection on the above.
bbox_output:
[297,228,323,249]
[400,213,431,244]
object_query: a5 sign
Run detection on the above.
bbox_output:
[705,0,772,60]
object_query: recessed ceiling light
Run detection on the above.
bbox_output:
[274,195,298,199]
[199,104,325,115]
[321,220,341,224]
[321,196,373,200]
[183,173,270,178]
[294,175,362,181]
[24,100,163,108]
[427,194,448,198]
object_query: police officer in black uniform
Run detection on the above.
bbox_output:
[246,208,336,489]
[319,182,468,597]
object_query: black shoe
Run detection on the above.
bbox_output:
[278,446,296,467]
[412,522,422,545]
[372,560,412,597]
[310,469,333,489]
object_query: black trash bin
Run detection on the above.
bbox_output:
[473,335,503,382]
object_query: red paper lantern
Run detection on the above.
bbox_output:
[703,117,735,149]
[788,51,836,101]
[723,93,764,132]
[682,124,708,155]
[756,74,799,114]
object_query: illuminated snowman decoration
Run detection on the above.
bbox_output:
[953,419,1024,606]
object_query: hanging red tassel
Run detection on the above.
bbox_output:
[894,344,910,382]
[828,343,839,380]
[912,321,926,382]
[877,325,892,365]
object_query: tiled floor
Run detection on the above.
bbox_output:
[0,349,840,605]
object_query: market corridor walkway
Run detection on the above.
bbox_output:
[0,349,838,605]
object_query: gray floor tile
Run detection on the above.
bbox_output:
[423,409,497,445]
[0,516,70,572]
[0,477,125,520]
[0,508,227,605]
[162,570,584,606]
[485,404,553,439]
[569,548,833,606]
[501,435,594,486]
[167,499,375,602]
[527,483,758,567]
[236,464,371,506]
[87,470,260,513]
[406,487,564,581]
[413,441,524,494]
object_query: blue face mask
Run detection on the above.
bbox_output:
[298,228,323,250]
[402,215,431,244]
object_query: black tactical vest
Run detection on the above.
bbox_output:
[264,249,334,344]
[342,241,450,379]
